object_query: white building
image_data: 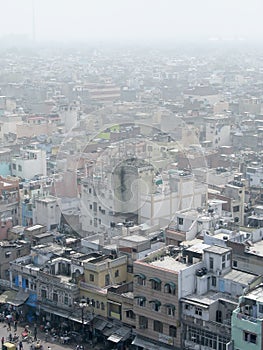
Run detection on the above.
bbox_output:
[246,165,263,188]
[139,170,207,227]
[11,148,47,180]
[33,195,61,230]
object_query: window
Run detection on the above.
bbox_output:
[41,289,47,299]
[137,275,146,286]
[167,305,175,316]
[89,204,92,210]
[153,320,163,333]
[169,326,177,337]
[209,257,214,270]
[233,205,240,212]
[12,164,16,170]
[212,276,217,287]
[139,316,148,329]
[178,217,184,225]
[195,307,202,316]
[126,310,135,319]
[185,304,190,310]
[233,260,237,267]
[222,255,225,262]
[244,331,257,344]
[64,294,69,305]
[101,302,105,310]
[96,301,100,309]
[18,165,22,172]
[136,297,146,307]
[89,274,94,282]
[150,300,161,312]
[227,254,231,261]
[115,270,119,278]
[164,282,176,295]
[216,310,222,323]
[105,274,110,286]
[150,278,161,291]
[53,292,58,302]
[259,304,263,313]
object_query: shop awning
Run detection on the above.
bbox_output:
[107,326,131,343]
[8,290,29,307]
[0,291,16,304]
[107,334,123,343]
[93,318,107,331]
[132,336,172,350]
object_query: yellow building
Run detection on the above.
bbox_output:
[79,254,128,319]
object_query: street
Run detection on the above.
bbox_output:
[0,322,102,350]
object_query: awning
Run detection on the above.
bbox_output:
[0,291,17,304]
[107,326,131,343]
[93,318,107,331]
[164,303,176,310]
[107,334,123,343]
[132,336,172,350]
[26,293,37,308]
[181,298,209,309]
[8,290,29,307]
[134,296,146,300]
[149,300,161,306]
[108,300,121,306]
[164,282,176,288]
[134,273,146,279]
[149,277,161,283]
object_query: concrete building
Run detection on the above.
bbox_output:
[139,170,207,227]
[231,284,263,350]
[0,176,20,237]
[11,147,47,180]
[33,195,61,230]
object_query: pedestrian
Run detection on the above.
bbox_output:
[34,327,37,341]
[47,346,51,350]
[8,333,12,342]
[7,322,11,331]
[1,336,4,347]
[19,341,23,350]
[14,320,17,332]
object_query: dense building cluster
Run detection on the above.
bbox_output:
[0,44,262,349]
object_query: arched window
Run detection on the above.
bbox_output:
[149,299,161,312]
[164,282,176,295]
[149,277,162,291]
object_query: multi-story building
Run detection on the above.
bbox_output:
[133,247,193,350]
[33,195,61,230]
[132,243,260,350]
[231,284,263,350]
[79,253,128,320]
[0,176,20,237]
[11,147,47,180]
[139,170,207,227]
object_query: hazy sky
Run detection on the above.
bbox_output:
[0,0,262,43]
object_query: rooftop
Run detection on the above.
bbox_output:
[223,269,257,285]
[148,255,190,272]
[204,245,231,255]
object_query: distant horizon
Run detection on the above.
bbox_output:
[0,0,262,45]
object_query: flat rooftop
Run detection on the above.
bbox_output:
[245,286,263,303]
[149,255,190,272]
[223,269,257,285]
[204,245,231,255]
